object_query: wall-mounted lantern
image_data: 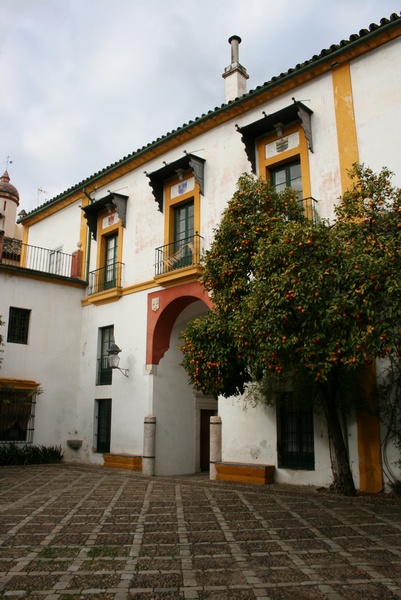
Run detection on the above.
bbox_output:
[107,342,129,377]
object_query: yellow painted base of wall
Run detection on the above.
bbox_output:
[357,411,383,493]
[103,454,142,471]
[215,462,275,485]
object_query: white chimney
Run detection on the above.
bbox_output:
[222,35,249,103]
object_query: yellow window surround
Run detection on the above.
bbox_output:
[257,123,313,219]
[164,172,201,245]
[96,210,123,268]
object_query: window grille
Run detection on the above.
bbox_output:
[277,394,315,470]
[7,307,31,344]
[95,399,111,453]
[0,388,36,443]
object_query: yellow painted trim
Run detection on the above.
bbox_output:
[121,279,158,296]
[257,123,312,216]
[356,364,383,493]
[81,287,123,306]
[21,227,29,246]
[22,193,84,227]
[96,212,124,268]
[332,62,359,192]
[332,65,382,492]
[0,378,40,390]
[79,196,90,280]
[20,227,29,267]
[154,265,203,288]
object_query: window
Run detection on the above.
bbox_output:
[95,399,111,453]
[7,307,31,344]
[154,172,202,279]
[87,207,123,296]
[97,326,113,385]
[0,387,37,443]
[104,234,118,289]
[49,246,63,275]
[271,161,303,199]
[277,394,315,470]
[173,200,194,268]
[257,123,314,219]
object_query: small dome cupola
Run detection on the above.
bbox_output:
[0,170,20,206]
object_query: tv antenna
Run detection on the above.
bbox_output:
[3,156,13,169]
[37,187,48,205]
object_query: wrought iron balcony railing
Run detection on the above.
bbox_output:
[155,233,203,277]
[1,241,75,278]
[88,262,124,295]
[301,197,319,222]
[97,357,112,385]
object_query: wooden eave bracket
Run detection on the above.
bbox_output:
[81,191,128,240]
[237,99,313,172]
[145,153,205,212]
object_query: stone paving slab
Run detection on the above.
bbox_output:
[0,464,400,599]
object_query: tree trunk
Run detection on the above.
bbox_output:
[321,371,356,497]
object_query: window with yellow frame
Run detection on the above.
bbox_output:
[159,172,201,274]
[94,209,124,293]
[257,123,314,220]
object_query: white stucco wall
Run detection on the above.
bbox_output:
[351,37,401,187]
[218,393,338,487]
[0,273,84,454]
[76,291,150,464]
[26,200,83,256]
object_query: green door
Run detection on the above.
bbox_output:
[104,234,118,290]
[173,201,194,268]
[96,399,112,453]
[98,326,113,385]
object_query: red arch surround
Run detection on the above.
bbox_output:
[147,281,213,365]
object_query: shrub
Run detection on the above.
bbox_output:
[0,443,63,465]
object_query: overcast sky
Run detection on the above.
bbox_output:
[1,0,399,214]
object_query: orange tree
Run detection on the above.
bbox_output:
[180,166,401,496]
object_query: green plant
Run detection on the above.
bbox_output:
[180,165,401,496]
[0,443,63,465]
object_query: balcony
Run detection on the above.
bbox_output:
[97,357,112,385]
[88,262,124,296]
[302,197,319,222]
[1,240,80,279]
[154,233,203,287]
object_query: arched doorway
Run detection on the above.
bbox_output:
[146,282,214,475]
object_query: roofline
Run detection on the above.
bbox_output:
[19,13,401,224]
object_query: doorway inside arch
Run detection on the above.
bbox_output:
[196,396,218,472]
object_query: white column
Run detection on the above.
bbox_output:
[210,415,222,480]
[142,415,156,476]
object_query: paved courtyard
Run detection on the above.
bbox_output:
[0,464,400,599]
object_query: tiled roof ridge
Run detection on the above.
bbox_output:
[21,12,400,220]
[3,237,22,254]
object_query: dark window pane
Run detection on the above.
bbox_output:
[7,307,30,344]
[97,326,113,385]
[96,399,111,453]
[271,161,303,200]
[277,394,315,470]
[0,388,36,443]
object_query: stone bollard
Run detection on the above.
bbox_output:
[210,415,222,480]
[142,415,156,477]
